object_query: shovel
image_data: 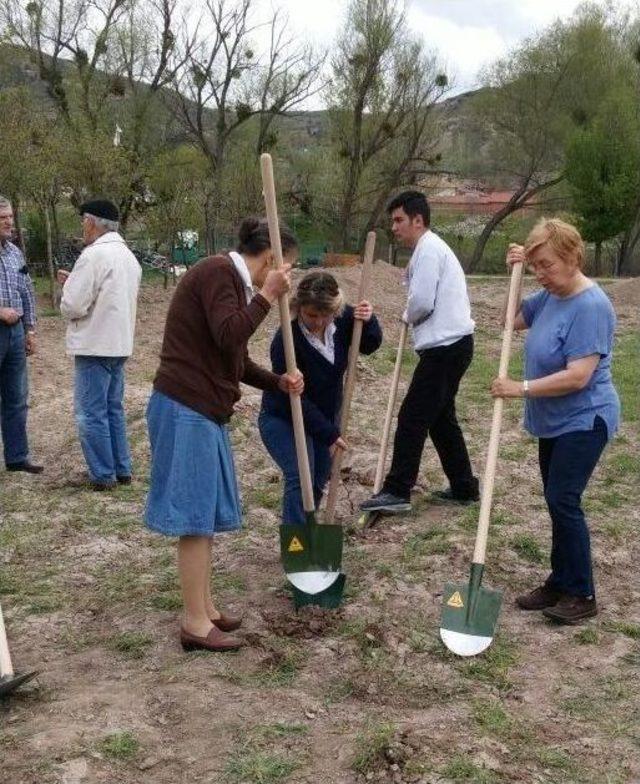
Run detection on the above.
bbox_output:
[0,601,38,697]
[260,153,343,605]
[358,320,409,529]
[324,231,376,525]
[440,260,524,657]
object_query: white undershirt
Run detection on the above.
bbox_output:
[229,251,254,305]
[298,318,337,364]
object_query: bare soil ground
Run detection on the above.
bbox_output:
[1,268,639,784]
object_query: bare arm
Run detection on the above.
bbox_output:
[491,355,600,399]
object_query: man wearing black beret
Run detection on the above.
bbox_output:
[58,199,142,490]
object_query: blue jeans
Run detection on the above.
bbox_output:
[74,356,132,484]
[539,416,608,598]
[258,411,332,524]
[0,323,29,465]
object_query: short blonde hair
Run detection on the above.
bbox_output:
[524,218,585,270]
[290,271,344,316]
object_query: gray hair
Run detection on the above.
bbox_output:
[84,212,119,233]
[0,195,12,211]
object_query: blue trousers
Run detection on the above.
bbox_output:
[258,411,332,524]
[74,356,132,484]
[539,416,608,598]
[0,323,29,465]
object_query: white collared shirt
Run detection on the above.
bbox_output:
[403,230,474,350]
[229,251,254,304]
[299,318,337,364]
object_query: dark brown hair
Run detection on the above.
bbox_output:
[237,217,297,256]
[290,271,344,315]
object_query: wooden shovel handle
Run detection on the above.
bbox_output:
[0,602,15,678]
[260,154,315,514]
[324,231,376,523]
[373,320,408,494]
[473,261,524,565]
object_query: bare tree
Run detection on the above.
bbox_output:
[0,0,188,223]
[168,0,325,248]
[329,0,449,250]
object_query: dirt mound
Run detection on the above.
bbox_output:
[609,276,640,308]
[260,605,343,638]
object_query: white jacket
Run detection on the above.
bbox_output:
[404,230,474,350]
[61,232,141,357]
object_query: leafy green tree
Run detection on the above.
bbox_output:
[566,89,640,275]
[467,6,638,271]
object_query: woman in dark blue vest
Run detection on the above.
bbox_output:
[259,271,382,523]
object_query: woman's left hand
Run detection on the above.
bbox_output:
[490,377,523,398]
[279,370,304,396]
[354,300,373,322]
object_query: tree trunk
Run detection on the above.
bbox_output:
[11,195,27,261]
[593,242,601,277]
[467,208,513,273]
[43,205,56,309]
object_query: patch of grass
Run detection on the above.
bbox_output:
[99,731,140,761]
[511,533,545,564]
[611,332,639,423]
[224,749,299,784]
[108,631,154,659]
[352,720,396,775]
[463,636,518,692]
[403,527,450,559]
[605,449,640,480]
[149,591,182,611]
[254,643,304,688]
[574,627,599,645]
[535,746,575,771]
[248,484,281,511]
[365,345,417,377]
[442,753,500,783]
[604,620,640,640]
[472,698,512,736]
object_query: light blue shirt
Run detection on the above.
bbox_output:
[521,284,620,441]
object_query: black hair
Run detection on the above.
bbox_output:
[237,217,298,256]
[386,190,430,227]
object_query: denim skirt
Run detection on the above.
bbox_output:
[144,390,242,537]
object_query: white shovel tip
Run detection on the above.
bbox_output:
[287,570,342,595]
[440,628,494,657]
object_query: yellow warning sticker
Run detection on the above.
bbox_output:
[447,591,464,609]
[288,536,304,553]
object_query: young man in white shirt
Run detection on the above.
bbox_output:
[360,190,479,513]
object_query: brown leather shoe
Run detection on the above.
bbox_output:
[516,584,562,611]
[212,612,243,632]
[180,625,243,652]
[543,595,597,625]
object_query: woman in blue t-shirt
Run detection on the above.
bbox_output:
[259,271,382,524]
[491,218,620,625]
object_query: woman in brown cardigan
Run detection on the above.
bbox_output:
[145,218,303,652]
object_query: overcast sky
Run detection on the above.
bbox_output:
[254,0,623,98]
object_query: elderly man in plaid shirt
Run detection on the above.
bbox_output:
[0,195,42,473]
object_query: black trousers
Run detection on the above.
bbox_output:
[383,334,477,500]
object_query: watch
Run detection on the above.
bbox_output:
[523,379,530,397]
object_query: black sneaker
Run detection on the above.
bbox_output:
[543,595,597,625]
[359,492,411,513]
[431,488,479,506]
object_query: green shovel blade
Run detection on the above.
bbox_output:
[440,564,502,657]
[291,573,346,610]
[280,520,343,575]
